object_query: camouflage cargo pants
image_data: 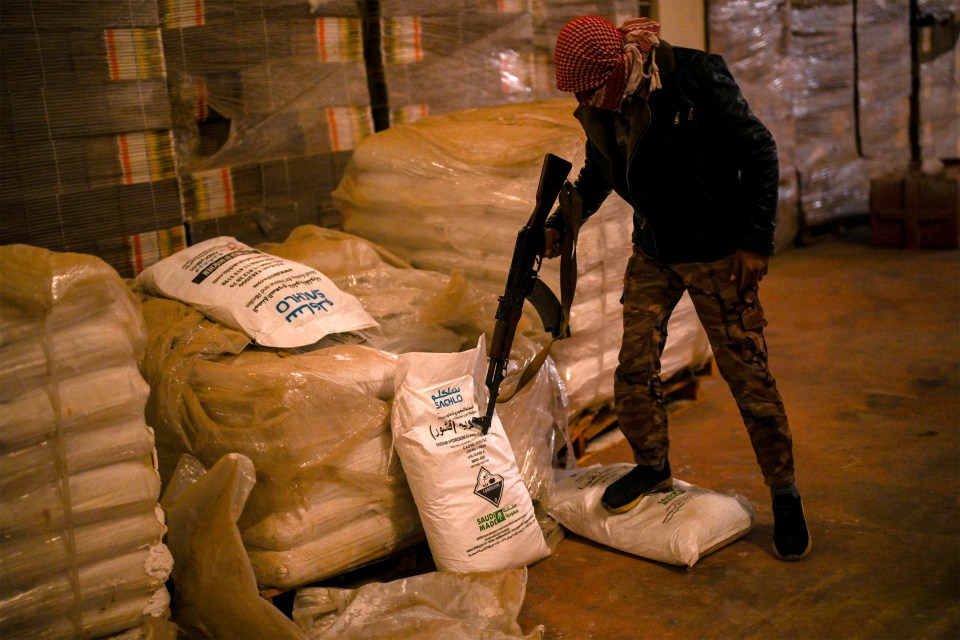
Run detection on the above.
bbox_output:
[615,249,796,488]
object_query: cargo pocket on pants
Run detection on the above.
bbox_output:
[738,304,768,365]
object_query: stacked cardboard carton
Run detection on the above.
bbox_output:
[162,0,369,245]
[0,0,186,278]
[379,1,540,122]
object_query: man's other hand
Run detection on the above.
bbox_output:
[730,249,769,292]
[543,228,562,259]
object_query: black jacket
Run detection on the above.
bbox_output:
[554,42,779,263]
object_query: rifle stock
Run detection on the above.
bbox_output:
[475,153,573,434]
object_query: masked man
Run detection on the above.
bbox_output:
[544,15,811,561]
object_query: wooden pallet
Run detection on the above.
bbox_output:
[567,359,714,461]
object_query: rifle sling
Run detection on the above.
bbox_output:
[497,182,583,403]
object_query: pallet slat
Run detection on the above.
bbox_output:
[568,360,714,461]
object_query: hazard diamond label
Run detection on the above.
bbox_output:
[474,466,504,507]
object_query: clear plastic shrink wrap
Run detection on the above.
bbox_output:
[163,0,370,247]
[377,2,541,119]
[0,245,173,640]
[790,0,870,223]
[293,568,544,640]
[708,0,801,250]
[334,100,712,416]
[854,0,912,177]
[139,225,567,590]
[919,0,960,165]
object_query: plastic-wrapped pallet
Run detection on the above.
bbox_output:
[0,244,174,640]
[789,0,870,224]
[293,568,544,639]
[334,99,713,416]
[918,0,960,166]
[162,0,370,247]
[0,1,185,279]
[139,224,567,590]
[854,0,912,178]
[378,3,539,120]
[708,0,801,251]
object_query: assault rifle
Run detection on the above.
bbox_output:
[474,153,576,435]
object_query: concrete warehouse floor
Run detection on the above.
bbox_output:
[517,226,960,639]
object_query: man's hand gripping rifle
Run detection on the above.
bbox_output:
[473,153,579,435]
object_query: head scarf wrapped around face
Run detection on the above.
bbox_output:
[554,15,662,111]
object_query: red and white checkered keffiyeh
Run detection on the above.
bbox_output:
[555,15,662,110]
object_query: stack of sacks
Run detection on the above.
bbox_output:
[334,99,713,415]
[0,245,173,639]
[260,225,567,502]
[139,225,566,590]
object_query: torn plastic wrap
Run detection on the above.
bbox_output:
[334,100,713,416]
[0,245,172,640]
[161,453,308,640]
[139,225,568,589]
[163,1,370,246]
[292,568,544,640]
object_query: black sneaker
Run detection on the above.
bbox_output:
[772,493,812,561]
[601,461,673,514]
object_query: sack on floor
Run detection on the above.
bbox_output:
[392,337,550,573]
[138,236,378,348]
[546,464,753,568]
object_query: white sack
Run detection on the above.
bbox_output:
[138,236,378,348]
[546,465,753,568]
[246,502,425,590]
[0,460,162,538]
[240,467,400,551]
[391,338,550,573]
[0,544,172,630]
[1,419,156,499]
[0,313,142,401]
[0,508,166,591]
[0,365,150,450]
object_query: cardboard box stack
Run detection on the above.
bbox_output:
[0,0,186,279]
[162,0,369,245]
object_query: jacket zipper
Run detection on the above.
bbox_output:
[625,101,660,258]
